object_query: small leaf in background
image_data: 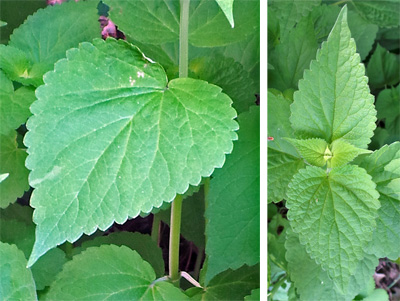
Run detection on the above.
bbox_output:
[268,213,289,271]
[105,0,180,45]
[244,288,260,300]
[25,38,238,266]
[350,0,400,28]
[286,165,380,291]
[73,231,165,277]
[285,227,379,300]
[191,265,259,300]
[367,44,400,90]
[205,106,259,284]
[268,14,318,92]
[46,245,188,300]
[355,142,400,260]
[268,91,304,203]
[0,242,37,300]
[285,138,328,167]
[215,0,235,27]
[290,6,376,149]
[8,0,100,86]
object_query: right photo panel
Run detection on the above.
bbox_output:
[267,1,400,300]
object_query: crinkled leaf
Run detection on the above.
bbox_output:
[355,142,400,259]
[290,6,376,149]
[73,231,165,277]
[347,10,379,61]
[269,15,318,92]
[106,0,180,44]
[0,242,37,300]
[268,91,304,203]
[285,227,379,300]
[285,138,328,167]
[376,86,400,140]
[8,0,100,86]
[189,54,256,114]
[0,134,30,208]
[192,265,259,300]
[25,38,238,266]
[286,164,380,291]
[329,139,371,168]
[269,0,320,40]
[367,44,400,89]
[350,0,400,28]
[215,0,235,27]
[205,106,259,284]
[46,245,188,300]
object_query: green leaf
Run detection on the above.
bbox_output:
[0,218,35,258]
[285,138,328,167]
[375,86,400,142]
[73,232,165,277]
[311,4,340,42]
[286,165,380,291]
[350,0,400,28]
[269,15,318,92]
[192,265,259,300]
[0,174,8,183]
[189,54,256,114]
[46,245,188,300]
[215,0,235,27]
[244,288,260,300]
[269,0,320,40]
[268,213,289,270]
[0,20,7,27]
[268,91,305,203]
[347,10,379,61]
[285,227,379,300]
[106,0,180,45]
[355,142,400,259]
[25,38,238,266]
[0,203,33,225]
[8,0,100,86]
[0,242,37,300]
[205,106,259,284]
[363,289,389,301]
[329,139,371,168]
[367,44,400,89]
[290,6,376,149]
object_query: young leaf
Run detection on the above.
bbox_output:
[8,0,100,86]
[192,265,259,300]
[290,6,376,149]
[285,228,379,300]
[215,0,235,27]
[329,139,371,168]
[46,245,188,300]
[355,142,400,259]
[73,232,165,277]
[0,242,37,300]
[285,138,328,167]
[350,0,400,28]
[25,38,238,266]
[268,15,318,92]
[367,44,400,90]
[205,106,259,284]
[286,165,380,291]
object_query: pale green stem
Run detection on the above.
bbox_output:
[268,274,287,299]
[193,246,204,280]
[169,194,183,285]
[151,214,161,245]
[179,0,190,78]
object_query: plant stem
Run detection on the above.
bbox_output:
[193,246,204,280]
[151,214,161,245]
[169,194,183,285]
[179,0,190,78]
[268,274,288,299]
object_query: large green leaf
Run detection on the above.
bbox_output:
[355,142,400,259]
[285,228,378,300]
[367,44,400,90]
[25,38,238,266]
[350,0,400,28]
[205,106,259,284]
[190,265,259,300]
[46,245,188,300]
[8,0,100,86]
[286,165,380,291]
[268,15,318,92]
[73,231,165,277]
[0,242,37,300]
[290,6,376,149]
